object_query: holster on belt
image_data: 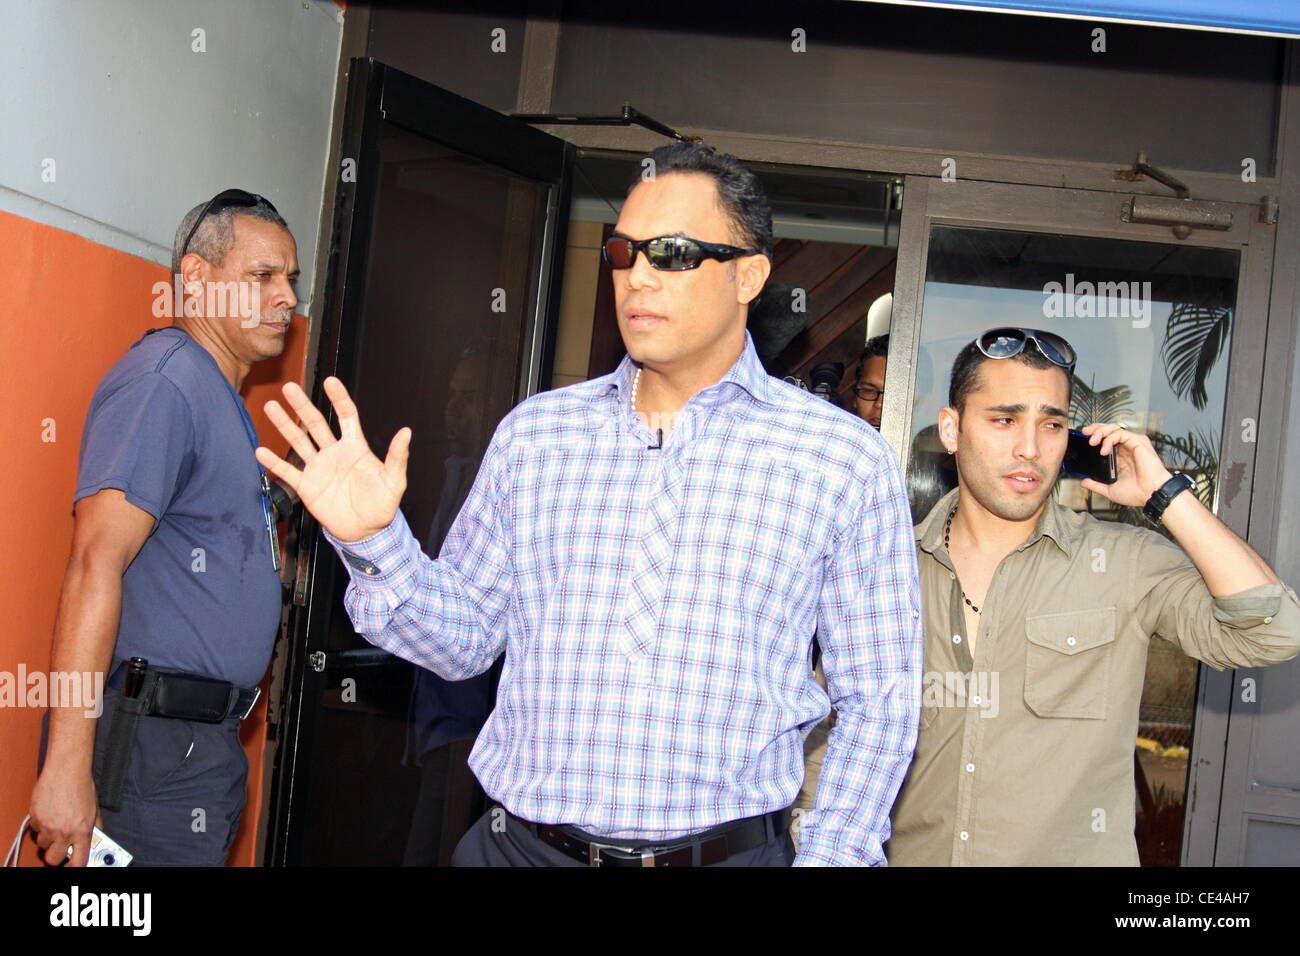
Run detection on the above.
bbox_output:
[98,658,259,812]
[99,662,158,813]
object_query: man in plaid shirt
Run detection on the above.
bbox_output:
[258,144,922,866]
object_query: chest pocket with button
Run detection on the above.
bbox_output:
[1023,607,1117,719]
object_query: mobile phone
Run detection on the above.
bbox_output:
[1063,428,1117,484]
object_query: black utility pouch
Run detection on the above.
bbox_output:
[150,671,239,723]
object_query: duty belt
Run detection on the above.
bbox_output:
[99,658,260,812]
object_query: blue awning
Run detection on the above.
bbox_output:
[856,1,1300,38]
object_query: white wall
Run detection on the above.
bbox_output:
[0,0,343,313]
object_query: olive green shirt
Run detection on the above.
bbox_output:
[887,488,1300,866]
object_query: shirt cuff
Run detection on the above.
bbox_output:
[792,843,885,867]
[321,509,423,596]
[1211,582,1298,628]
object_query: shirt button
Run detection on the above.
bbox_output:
[959,831,969,841]
[972,695,982,705]
[913,609,920,618]
[965,763,975,773]
[949,572,956,580]
[1264,616,1273,624]
[952,635,963,645]
[1066,636,1077,647]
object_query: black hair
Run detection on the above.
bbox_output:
[855,334,890,386]
[628,143,773,259]
[948,338,1073,412]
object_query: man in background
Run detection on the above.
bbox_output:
[889,327,1300,864]
[852,333,889,429]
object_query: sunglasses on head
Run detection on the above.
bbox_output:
[976,327,1077,372]
[602,235,762,272]
[180,188,278,260]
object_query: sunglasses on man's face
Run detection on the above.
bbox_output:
[976,327,1077,372]
[602,235,762,272]
[181,188,278,260]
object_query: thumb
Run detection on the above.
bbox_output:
[384,427,412,489]
[1079,477,1106,497]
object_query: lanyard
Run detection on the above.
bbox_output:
[225,381,282,574]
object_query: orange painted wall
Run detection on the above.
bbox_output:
[0,209,308,866]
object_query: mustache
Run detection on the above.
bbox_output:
[1002,466,1046,479]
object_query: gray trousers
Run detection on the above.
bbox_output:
[452,806,796,867]
[42,685,249,866]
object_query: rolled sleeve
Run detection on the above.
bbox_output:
[1136,533,1300,669]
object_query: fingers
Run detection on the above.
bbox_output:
[383,427,412,489]
[255,446,304,491]
[1084,422,1132,456]
[280,381,340,451]
[1083,422,1120,443]
[35,826,87,867]
[263,397,322,466]
[68,831,91,867]
[323,376,367,444]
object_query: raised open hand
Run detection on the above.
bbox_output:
[255,377,411,543]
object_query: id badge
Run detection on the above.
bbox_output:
[259,473,282,573]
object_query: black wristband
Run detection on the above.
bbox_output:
[1143,472,1196,524]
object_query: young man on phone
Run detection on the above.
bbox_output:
[887,327,1300,865]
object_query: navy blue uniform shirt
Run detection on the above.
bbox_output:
[73,326,282,688]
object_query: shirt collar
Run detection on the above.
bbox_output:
[916,486,1079,559]
[603,329,778,410]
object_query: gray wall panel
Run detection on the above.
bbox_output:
[552,1,1281,176]
[368,1,529,114]
[0,0,343,312]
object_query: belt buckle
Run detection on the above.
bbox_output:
[239,686,262,720]
[587,841,657,867]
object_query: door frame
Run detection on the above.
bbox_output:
[886,174,1278,866]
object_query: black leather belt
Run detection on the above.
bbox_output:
[506,806,792,867]
[107,660,260,722]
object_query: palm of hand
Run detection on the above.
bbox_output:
[297,434,403,542]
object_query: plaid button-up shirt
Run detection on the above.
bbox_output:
[325,332,922,865]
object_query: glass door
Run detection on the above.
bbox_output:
[887,176,1275,866]
[265,61,573,865]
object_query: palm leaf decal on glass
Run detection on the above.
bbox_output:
[1149,427,1219,510]
[1069,374,1135,428]
[1160,303,1232,411]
